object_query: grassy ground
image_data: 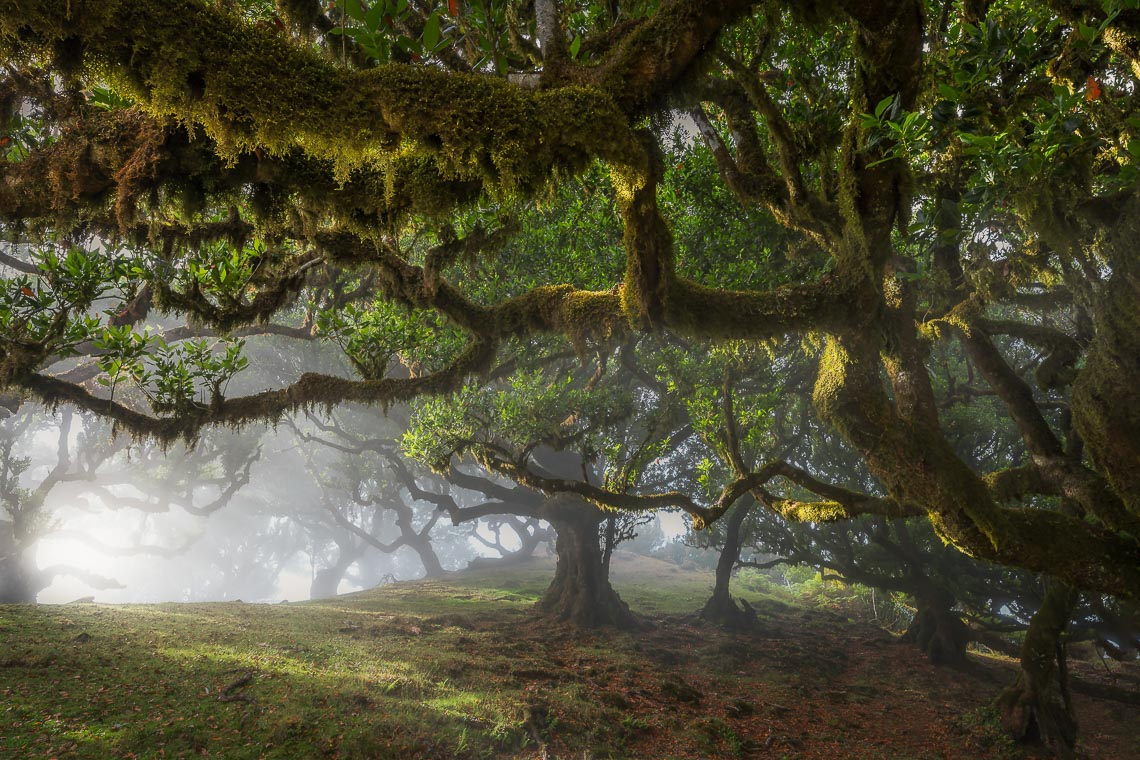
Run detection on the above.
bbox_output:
[1,552,1137,759]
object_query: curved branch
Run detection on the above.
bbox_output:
[47,528,200,558]
[720,53,809,207]
[35,565,124,591]
[0,0,640,193]
[0,250,40,275]
[16,337,497,443]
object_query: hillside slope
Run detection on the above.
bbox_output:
[1,552,1137,759]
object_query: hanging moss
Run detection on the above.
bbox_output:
[0,0,640,199]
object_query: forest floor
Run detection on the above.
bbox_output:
[1,552,1137,759]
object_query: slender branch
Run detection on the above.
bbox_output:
[720,52,809,205]
[0,251,39,275]
[325,504,406,554]
[47,528,201,558]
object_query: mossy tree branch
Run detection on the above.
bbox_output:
[814,333,1140,600]
[0,0,709,194]
[16,337,498,444]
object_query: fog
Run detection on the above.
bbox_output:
[33,485,688,604]
[5,405,600,606]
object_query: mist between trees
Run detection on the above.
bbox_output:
[2,0,1140,756]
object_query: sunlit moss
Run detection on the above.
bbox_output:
[770,499,848,522]
[1,0,638,198]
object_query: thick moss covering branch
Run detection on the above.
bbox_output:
[814,334,1140,600]
[612,135,858,338]
[0,93,486,233]
[18,338,497,444]
[0,0,639,192]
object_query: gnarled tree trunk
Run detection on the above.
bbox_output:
[902,585,970,667]
[408,535,445,578]
[996,581,1079,758]
[310,551,357,600]
[700,499,758,629]
[0,522,38,603]
[537,495,636,628]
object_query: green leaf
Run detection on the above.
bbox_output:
[394,34,417,54]
[365,2,384,31]
[422,12,441,50]
[874,95,896,120]
[343,0,366,22]
[569,35,581,59]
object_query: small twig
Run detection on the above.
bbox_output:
[217,670,257,704]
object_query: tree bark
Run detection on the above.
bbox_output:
[310,549,358,600]
[537,495,636,628]
[409,536,445,579]
[901,585,970,667]
[700,499,758,629]
[996,581,1079,758]
[0,522,39,603]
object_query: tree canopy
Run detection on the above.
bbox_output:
[1,0,1138,609]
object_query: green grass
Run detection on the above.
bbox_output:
[2,555,702,759]
[0,580,545,759]
[2,553,1136,759]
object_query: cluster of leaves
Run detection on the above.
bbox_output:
[329,0,518,71]
[0,242,253,414]
[179,239,265,297]
[331,0,455,64]
[86,86,135,112]
[326,0,667,73]
[0,110,53,163]
[0,246,127,357]
[865,1,1140,219]
[316,298,466,378]
[658,137,805,289]
[94,329,248,413]
[403,366,634,473]
[454,169,625,303]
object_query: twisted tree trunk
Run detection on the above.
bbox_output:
[537,496,636,628]
[409,534,445,578]
[902,585,970,667]
[310,551,358,600]
[996,581,1079,758]
[700,499,758,629]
